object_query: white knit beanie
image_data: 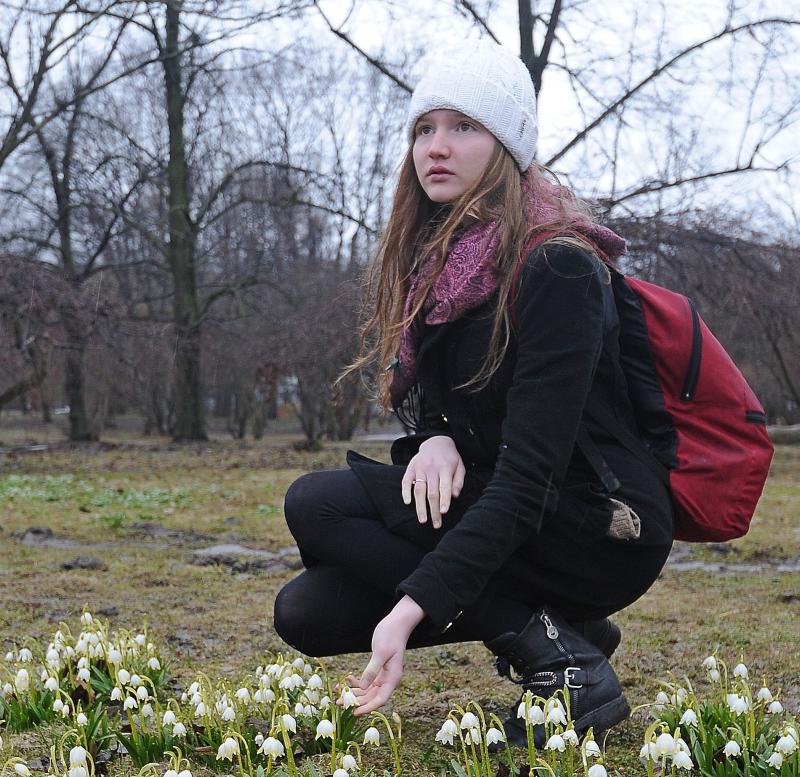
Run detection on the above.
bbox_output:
[406,39,538,172]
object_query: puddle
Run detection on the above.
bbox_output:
[665,542,800,574]
[13,526,119,550]
[124,521,213,544]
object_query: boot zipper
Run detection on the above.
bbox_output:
[541,612,559,640]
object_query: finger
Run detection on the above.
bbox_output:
[453,460,466,498]
[438,468,453,516]
[427,473,442,528]
[401,465,416,506]
[354,655,403,716]
[359,652,386,690]
[413,477,428,524]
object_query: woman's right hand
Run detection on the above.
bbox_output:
[401,435,466,529]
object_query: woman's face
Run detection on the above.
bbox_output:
[412,109,499,203]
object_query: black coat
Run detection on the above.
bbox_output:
[349,244,674,630]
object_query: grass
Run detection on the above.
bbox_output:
[0,424,798,776]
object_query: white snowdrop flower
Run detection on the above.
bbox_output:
[15,668,30,693]
[162,709,177,726]
[134,634,145,646]
[60,703,71,718]
[148,657,160,671]
[768,752,784,769]
[45,677,59,692]
[172,722,187,738]
[785,725,798,743]
[486,727,505,746]
[587,765,607,777]
[216,737,239,761]
[259,737,284,758]
[46,648,60,666]
[435,719,458,746]
[363,726,381,746]
[88,634,99,647]
[18,648,32,663]
[279,673,304,691]
[124,695,138,710]
[305,689,320,705]
[671,687,688,706]
[281,713,297,733]
[709,668,721,682]
[584,740,601,759]
[146,643,154,652]
[303,663,312,675]
[332,770,349,777]
[723,740,741,758]
[655,691,670,706]
[4,651,13,662]
[545,734,566,752]
[81,612,93,625]
[465,728,481,745]
[307,674,324,690]
[775,736,798,755]
[546,706,567,726]
[39,669,48,683]
[194,702,207,717]
[75,639,87,653]
[339,686,359,709]
[294,702,306,716]
[221,706,235,722]
[727,693,749,716]
[702,656,717,670]
[341,754,357,772]
[177,770,191,777]
[733,663,748,679]
[253,689,265,703]
[235,687,250,704]
[266,663,282,678]
[654,732,676,757]
[108,649,122,664]
[130,674,142,688]
[164,770,178,777]
[188,681,200,694]
[562,729,579,747]
[76,712,88,727]
[110,687,122,701]
[254,734,264,747]
[69,746,88,767]
[1,683,12,698]
[517,701,545,725]
[69,766,87,777]
[180,692,188,703]
[315,719,335,740]
[675,738,690,754]
[15,763,31,777]
[757,687,773,702]
[53,698,65,713]
[118,669,131,685]
[77,668,91,683]
[289,657,303,672]
[91,645,103,659]
[136,685,150,701]
[460,712,479,730]
[672,751,693,770]
[680,709,699,726]
[319,695,331,710]
[191,692,202,706]
[639,743,656,762]
[141,703,154,718]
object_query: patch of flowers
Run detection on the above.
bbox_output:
[433,692,607,777]
[641,653,799,776]
[3,619,799,777]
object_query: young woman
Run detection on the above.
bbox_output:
[273,40,674,746]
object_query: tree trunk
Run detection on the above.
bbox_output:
[164,0,206,440]
[62,310,95,441]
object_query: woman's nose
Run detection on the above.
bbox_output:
[427,132,450,158]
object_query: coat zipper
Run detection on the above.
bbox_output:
[680,297,702,401]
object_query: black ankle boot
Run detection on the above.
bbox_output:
[571,618,621,659]
[485,608,629,750]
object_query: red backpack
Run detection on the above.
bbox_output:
[516,234,774,542]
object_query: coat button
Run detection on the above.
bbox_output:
[442,414,448,423]
[468,427,475,436]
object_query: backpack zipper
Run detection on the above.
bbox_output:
[680,298,702,401]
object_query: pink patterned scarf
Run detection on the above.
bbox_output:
[389,177,627,407]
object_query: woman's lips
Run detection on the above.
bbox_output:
[428,167,454,181]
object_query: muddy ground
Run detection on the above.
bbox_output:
[1,434,798,775]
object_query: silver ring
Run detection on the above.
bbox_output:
[413,478,426,484]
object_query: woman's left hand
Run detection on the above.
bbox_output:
[343,596,426,715]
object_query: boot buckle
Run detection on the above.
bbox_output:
[564,667,583,689]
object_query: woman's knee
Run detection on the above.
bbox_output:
[273,578,316,655]
[283,472,324,539]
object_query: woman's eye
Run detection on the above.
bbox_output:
[416,124,433,136]
[458,122,474,131]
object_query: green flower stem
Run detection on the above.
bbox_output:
[369,711,402,777]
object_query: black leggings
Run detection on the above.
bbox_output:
[273,468,671,657]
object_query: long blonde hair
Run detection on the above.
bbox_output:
[342,143,600,412]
